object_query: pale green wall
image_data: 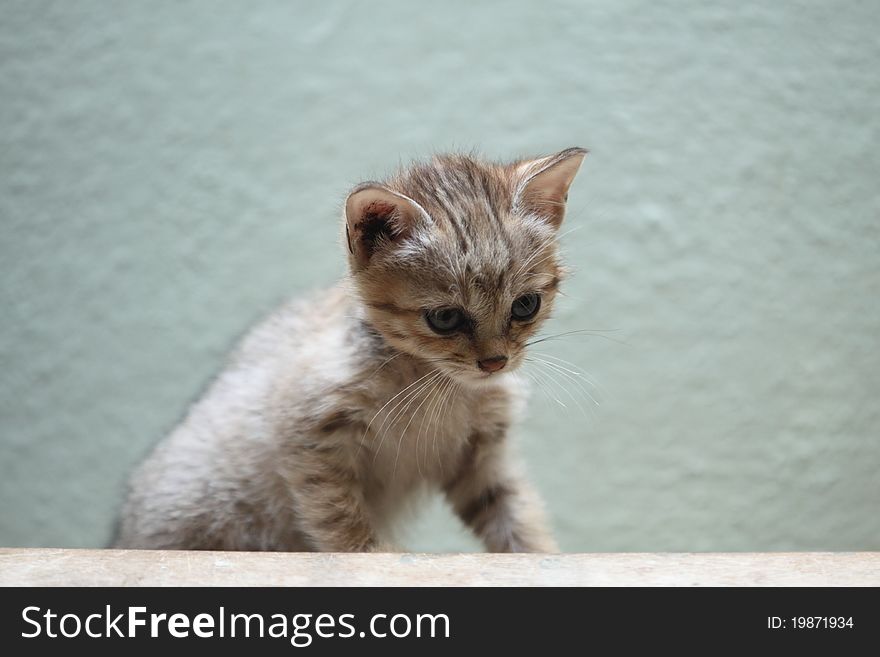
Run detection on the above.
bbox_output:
[1,1,878,551]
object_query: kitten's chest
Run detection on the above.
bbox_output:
[362,378,513,486]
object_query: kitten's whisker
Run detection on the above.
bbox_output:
[535,362,601,407]
[376,370,443,448]
[415,377,444,477]
[523,368,566,409]
[529,354,591,388]
[416,375,453,478]
[443,384,460,471]
[524,372,566,408]
[357,366,438,461]
[392,374,446,478]
[528,362,581,417]
[416,380,439,478]
[364,351,403,381]
[426,376,455,476]
[431,377,456,457]
[373,372,440,468]
[532,361,600,420]
[432,378,458,478]
[531,352,601,391]
[529,358,600,412]
[533,327,622,336]
[365,369,441,462]
[525,328,627,348]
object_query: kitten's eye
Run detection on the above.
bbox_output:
[511,293,541,321]
[425,307,466,334]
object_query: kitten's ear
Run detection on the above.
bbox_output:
[344,183,427,269]
[515,147,588,228]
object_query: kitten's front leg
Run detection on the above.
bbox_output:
[287,441,391,553]
[443,432,558,553]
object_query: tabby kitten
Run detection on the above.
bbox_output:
[115,147,587,552]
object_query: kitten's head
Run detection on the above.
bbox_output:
[344,148,586,386]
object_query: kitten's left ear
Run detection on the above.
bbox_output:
[515,147,588,228]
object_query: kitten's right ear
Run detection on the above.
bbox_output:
[344,183,427,269]
[515,147,588,228]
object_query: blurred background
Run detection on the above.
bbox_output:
[1,1,878,551]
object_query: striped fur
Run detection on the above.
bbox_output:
[115,148,586,552]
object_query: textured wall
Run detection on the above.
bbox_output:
[1,1,878,551]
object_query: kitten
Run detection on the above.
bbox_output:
[115,147,587,552]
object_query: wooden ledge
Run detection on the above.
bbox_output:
[1,549,877,587]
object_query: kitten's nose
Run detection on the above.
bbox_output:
[477,356,508,373]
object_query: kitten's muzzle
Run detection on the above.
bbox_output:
[477,355,508,373]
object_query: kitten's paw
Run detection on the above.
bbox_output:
[366,541,403,553]
[502,534,560,553]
